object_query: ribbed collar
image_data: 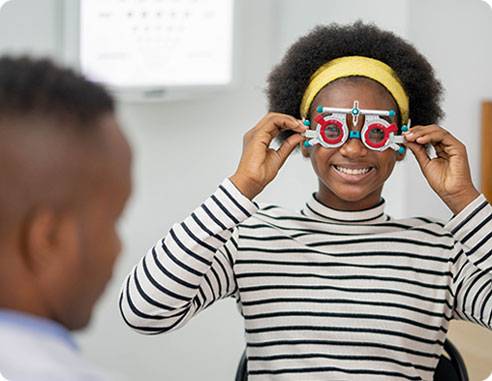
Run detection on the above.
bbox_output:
[302,193,388,224]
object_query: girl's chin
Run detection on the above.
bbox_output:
[320,184,381,208]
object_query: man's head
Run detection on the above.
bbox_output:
[0,56,132,330]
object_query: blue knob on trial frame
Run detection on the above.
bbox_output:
[349,130,361,139]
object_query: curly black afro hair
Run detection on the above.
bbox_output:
[267,21,444,142]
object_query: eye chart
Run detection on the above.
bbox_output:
[79,0,234,88]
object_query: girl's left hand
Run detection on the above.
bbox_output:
[403,124,480,214]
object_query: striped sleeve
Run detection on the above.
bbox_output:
[445,194,492,328]
[119,178,258,334]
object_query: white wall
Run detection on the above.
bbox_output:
[1,0,491,380]
[0,0,61,56]
[406,0,492,219]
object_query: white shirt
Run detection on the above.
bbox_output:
[0,310,118,381]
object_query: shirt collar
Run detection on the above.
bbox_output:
[0,309,78,351]
[302,193,388,224]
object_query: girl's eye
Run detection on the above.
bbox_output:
[368,127,386,143]
[325,124,341,139]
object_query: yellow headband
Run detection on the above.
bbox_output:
[299,56,409,124]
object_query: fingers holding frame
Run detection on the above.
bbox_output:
[403,124,466,158]
[232,113,306,200]
[244,112,306,167]
[246,112,306,143]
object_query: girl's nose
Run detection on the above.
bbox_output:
[339,133,368,157]
[339,115,368,157]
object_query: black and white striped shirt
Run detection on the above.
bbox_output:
[120,178,492,380]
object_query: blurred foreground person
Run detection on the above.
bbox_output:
[0,56,132,381]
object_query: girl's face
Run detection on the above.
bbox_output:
[301,77,405,211]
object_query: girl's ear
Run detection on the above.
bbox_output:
[396,147,407,162]
[301,141,311,158]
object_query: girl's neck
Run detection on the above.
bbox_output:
[316,184,383,211]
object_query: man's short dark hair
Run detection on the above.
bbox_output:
[0,55,115,131]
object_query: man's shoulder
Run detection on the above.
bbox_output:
[0,324,113,381]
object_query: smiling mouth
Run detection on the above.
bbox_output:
[332,165,374,176]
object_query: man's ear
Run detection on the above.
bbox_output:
[23,208,77,274]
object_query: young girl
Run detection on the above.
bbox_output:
[119,22,491,380]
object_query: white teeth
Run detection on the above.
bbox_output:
[334,165,372,175]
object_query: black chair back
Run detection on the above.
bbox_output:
[235,349,247,381]
[433,339,469,381]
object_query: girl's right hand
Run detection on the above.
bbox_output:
[229,112,307,200]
